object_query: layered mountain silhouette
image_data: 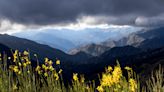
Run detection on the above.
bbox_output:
[0,34,91,63]
[1,27,164,64]
[116,27,164,49]
[69,27,164,56]
[0,27,164,83]
[13,31,76,52]
[13,27,138,52]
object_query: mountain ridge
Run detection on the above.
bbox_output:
[0,34,92,63]
[69,27,164,56]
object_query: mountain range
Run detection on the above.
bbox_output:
[13,27,140,52]
[69,27,164,56]
[0,27,164,82]
[0,34,93,63]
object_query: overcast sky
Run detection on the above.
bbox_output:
[0,0,164,33]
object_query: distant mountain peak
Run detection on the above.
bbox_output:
[70,27,164,57]
[69,43,110,56]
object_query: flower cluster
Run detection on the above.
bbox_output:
[10,50,62,81]
[6,50,139,92]
[99,63,122,88]
[9,50,32,75]
[9,65,21,74]
[125,66,137,92]
[97,62,138,92]
[34,57,62,80]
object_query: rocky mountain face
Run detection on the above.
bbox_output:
[69,27,164,56]
[69,43,110,56]
[101,40,117,47]
[115,27,164,49]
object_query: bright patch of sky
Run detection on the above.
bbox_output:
[0,16,142,35]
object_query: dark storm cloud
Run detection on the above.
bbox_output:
[0,0,164,26]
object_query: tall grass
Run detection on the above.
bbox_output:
[145,65,164,92]
[0,50,163,92]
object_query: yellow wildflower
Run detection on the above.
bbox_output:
[18,71,21,75]
[49,66,54,71]
[125,66,132,71]
[54,73,59,80]
[26,61,31,65]
[18,62,22,66]
[125,66,133,78]
[23,51,29,56]
[112,64,122,84]
[97,86,104,92]
[107,66,113,72]
[42,64,48,71]
[49,60,53,65]
[101,74,113,87]
[24,57,29,62]
[129,78,137,92]
[44,58,49,63]
[56,60,60,65]
[23,63,27,67]
[13,50,18,62]
[13,66,19,73]
[44,72,48,77]
[73,73,78,81]
[35,65,41,71]
[58,69,63,74]
[38,71,42,75]
[42,64,46,69]
[45,67,48,71]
